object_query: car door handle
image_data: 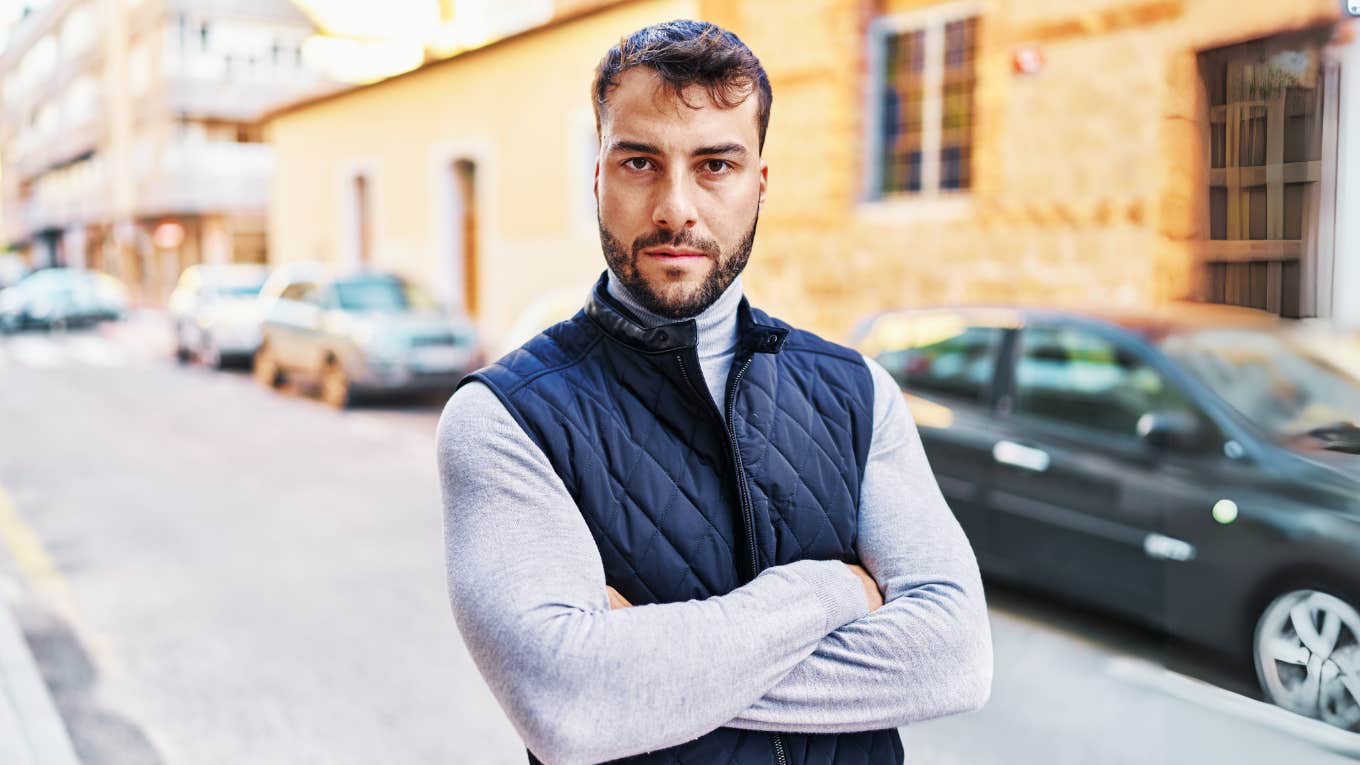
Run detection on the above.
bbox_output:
[993,440,1051,473]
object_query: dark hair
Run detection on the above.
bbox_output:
[591,20,772,151]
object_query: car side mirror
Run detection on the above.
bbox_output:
[1136,410,1202,451]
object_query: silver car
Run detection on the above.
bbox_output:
[169,264,270,367]
[253,268,479,408]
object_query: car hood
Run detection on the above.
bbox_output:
[201,298,261,325]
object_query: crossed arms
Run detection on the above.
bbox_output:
[437,361,992,765]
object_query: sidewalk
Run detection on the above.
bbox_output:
[0,506,80,765]
[0,599,80,765]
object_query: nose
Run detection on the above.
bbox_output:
[651,173,698,231]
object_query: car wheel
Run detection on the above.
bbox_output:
[320,360,351,410]
[253,343,283,388]
[174,322,192,363]
[199,334,223,370]
[1254,588,1360,731]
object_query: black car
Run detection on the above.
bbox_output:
[852,303,1360,731]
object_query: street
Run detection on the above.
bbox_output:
[0,316,1356,764]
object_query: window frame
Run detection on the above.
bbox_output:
[863,0,981,204]
[1002,321,1223,453]
[858,309,1016,408]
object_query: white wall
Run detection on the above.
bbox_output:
[1333,33,1360,328]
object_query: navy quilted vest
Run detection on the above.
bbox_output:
[466,275,904,765]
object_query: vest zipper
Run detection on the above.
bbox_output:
[724,355,758,580]
[676,353,787,761]
[674,352,759,580]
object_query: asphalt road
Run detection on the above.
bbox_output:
[0,315,1355,764]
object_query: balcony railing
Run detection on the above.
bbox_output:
[133,140,275,216]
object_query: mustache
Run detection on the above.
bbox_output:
[631,228,721,257]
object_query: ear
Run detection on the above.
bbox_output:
[758,160,768,208]
[593,157,600,200]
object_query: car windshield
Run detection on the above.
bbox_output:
[23,270,93,294]
[333,279,433,312]
[1161,328,1360,442]
[207,283,264,299]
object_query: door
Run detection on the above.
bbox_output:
[986,322,1213,623]
[862,312,1012,564]
[269,281,322,371]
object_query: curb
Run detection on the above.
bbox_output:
[0,595,80,765]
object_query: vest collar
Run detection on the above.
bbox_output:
[584,271,788,355]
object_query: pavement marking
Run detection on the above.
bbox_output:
[5,337,65,370]
[1105,655,1360,757]
[0,485,63,589]
[0,483,124,680]
[64,335,128,367]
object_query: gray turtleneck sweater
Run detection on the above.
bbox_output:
[437,272,992,765]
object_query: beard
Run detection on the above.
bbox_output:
[598,211,759,320]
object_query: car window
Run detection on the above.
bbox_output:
[279,282,317,303]
[873,319,1003,403]
[333,279,427,312]
[1015,325,1202,440]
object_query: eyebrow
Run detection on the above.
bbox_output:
[606,140,749,160]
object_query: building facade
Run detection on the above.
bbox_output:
[265,0,693,349]
[265,0,1360,354]
[0,0,334,304]
[708,0,1360,334]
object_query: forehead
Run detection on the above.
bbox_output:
[600,67,760,149]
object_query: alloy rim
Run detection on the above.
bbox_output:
[322,365,348,408]
[1255,589,1360,731]
[254,349,278,387]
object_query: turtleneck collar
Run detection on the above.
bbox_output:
[605,268,743,362]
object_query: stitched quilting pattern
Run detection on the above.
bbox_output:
[479,305,902,765]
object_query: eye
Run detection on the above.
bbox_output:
[702,159,732,175]
[622,157,654,172]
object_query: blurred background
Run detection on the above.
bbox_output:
[0,0,1359,763]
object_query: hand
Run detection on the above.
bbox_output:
[845,563,884,612]
[606,585,632,609]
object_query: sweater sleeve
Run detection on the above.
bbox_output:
[438,381,870,765]
[724,357,993,733]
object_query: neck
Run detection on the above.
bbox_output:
[604,269,743,361]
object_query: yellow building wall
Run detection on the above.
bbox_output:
[267,0,696,349]
[704,0,1348,338]
[270,0,1348,349]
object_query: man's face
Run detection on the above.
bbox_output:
[595,68,767,319]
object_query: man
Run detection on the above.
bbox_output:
[438,20,991,765]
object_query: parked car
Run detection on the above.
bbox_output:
[0,253,29,290]
[852,302,1360,731]
[0,268,128,332]
[253,267,479,408]
[169,264,270,367]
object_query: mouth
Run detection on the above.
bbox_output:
[642,247,710,261]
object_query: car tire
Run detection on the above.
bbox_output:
[320,359,351,410]
[253,343,283,388]
[174,322,192,364]
[1253,587,1360,731]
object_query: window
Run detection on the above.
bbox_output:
[1200,34,1331,317]
[1015,326,1199,440]
[279,282,317,303]
[353,173,373,266]
[868,6,979,199]
[873,320,1001,403]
